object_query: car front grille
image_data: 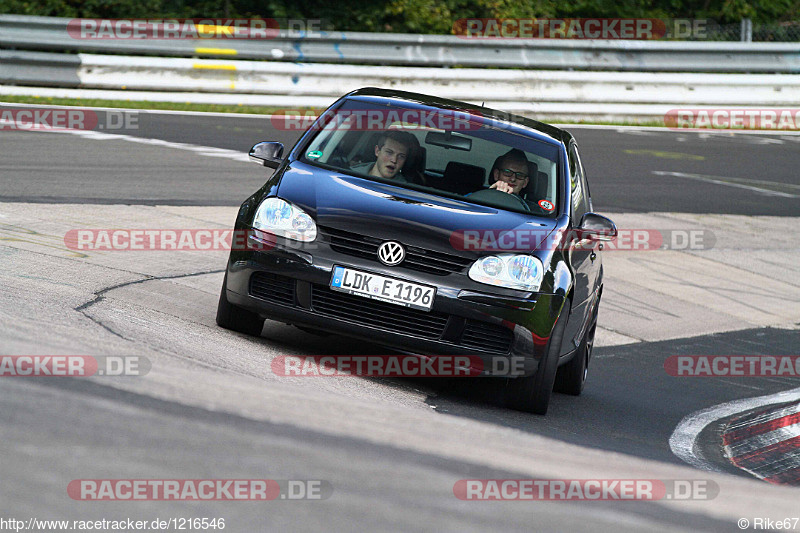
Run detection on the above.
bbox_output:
[248,271,513,355]
[310,283,448,340]
[249,271,295,306]
[460,319,514,355]
[320,226,472,276]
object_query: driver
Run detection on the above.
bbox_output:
[490,149,530,196]
[351,131,415,182]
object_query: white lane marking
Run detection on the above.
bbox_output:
[669,386,800,471]
[0,121,250,163]
[741,137,786,145]
[652,171,800,199]
[4,102,800,138]
[104,133,250,161]
[0,100,272,119]
[559,123,800,136]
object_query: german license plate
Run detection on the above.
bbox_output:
[330,266,435,311]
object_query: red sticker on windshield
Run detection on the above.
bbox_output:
[538,199,555,211]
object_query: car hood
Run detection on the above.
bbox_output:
[276,162,559,257]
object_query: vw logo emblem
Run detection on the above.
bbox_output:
[377,241,405,266]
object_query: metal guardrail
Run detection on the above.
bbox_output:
[3,15,800,123]
[64,54,800,105]
[1,50,81,87]
[3,50,800,123]
[1,14,800,72]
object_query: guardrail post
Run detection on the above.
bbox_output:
[740,18,753,42]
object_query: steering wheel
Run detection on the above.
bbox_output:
[468,188,531,212]
[326,147,349,168]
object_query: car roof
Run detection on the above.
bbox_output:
[343,87,573,147]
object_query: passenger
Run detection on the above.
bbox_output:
[351,131,415,182]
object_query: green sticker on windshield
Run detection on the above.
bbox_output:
[307,150,323,159]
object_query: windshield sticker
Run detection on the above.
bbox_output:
[538,199,555,212]
[307,150,323,159]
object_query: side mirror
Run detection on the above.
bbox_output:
[577,213,617,241]
[249,142,284,169]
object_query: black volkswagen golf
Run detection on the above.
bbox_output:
[217,88,616,415]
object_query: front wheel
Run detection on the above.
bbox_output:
[216,273,265,336]
[554,299,598,396]
[505,299,569,415]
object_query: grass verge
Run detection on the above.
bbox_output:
[0,95,288,115]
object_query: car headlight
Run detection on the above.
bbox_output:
[468,254,544,292]
[252,197,317,242]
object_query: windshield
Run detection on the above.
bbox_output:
[298,100,561,216]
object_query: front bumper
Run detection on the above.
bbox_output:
[225,234,565,378]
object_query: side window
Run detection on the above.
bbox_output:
[574,145,592,212]
[568,143,588,222]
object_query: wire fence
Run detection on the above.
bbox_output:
[687,20,800,41]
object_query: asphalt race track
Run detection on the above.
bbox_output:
[2,110,799,213]
[1,107,799,532]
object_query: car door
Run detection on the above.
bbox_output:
[561,141,598,354]
[575,142,602,301]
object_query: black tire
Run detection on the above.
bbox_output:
[216,273,265,336]
[554,298,599,396]
[505,299,569,415]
